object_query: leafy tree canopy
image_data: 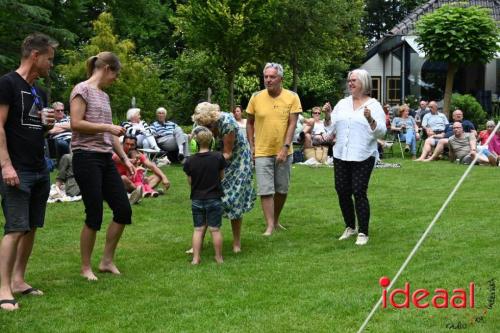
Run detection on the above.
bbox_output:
[56,12,166,122]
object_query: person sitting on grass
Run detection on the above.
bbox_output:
[447,122,477,165]
[479,124,500,166]
[417,109,475,162]
[183,126,226,265]
[121,107,161,152]
[113,135,170,202]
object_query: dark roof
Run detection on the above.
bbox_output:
[366,0,500,59]
[390,0,500,36]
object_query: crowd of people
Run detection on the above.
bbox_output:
[0,33,498,312]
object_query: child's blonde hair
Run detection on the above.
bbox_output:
[192,126,213,148]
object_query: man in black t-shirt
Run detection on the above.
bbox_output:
[0,33,57,311]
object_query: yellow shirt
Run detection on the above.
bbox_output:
[246,88,302,157]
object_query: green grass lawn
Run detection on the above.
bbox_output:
[1,158,499,332]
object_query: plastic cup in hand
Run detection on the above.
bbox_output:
[41,107,54,125]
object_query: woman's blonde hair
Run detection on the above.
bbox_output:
[86,51,121,78]
[398,104,410,117]
[192,126,213,148]
[192,102,220,126]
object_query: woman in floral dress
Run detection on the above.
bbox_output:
[192,102,256,252]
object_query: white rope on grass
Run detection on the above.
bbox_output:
[357,121,500,333]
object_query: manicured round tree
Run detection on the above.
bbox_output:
[416,4,499,117]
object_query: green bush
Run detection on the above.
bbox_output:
[450,93,487,127]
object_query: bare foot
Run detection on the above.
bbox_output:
[232,244,241,253]
[98,262,121,275]
[275,223,287,231]
[185,247,194,254]
[422,158,432,162]
[214,256,224,264]
[81,269,98,281]
[191,259,200,265]
[11,282,44,296]
[263,228,273,236]
[0,299,19,311]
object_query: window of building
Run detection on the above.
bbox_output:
[371,77,381,101]
[386,77,401,103]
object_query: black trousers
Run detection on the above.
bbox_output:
[73,151,132,231]
[334,156,375,235]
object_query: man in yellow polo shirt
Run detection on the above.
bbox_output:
[246,62,302,236]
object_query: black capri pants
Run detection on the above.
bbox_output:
[73,150,132,231]
[333,156,375,235]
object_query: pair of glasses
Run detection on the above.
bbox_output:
[55,109,64,113]
[312,112,321,115]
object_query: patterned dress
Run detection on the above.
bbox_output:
[217,112,256,220]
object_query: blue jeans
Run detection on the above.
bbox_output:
[191,199,223,228]
[399,128,416,154]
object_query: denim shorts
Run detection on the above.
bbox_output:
[191,199,223,229]
[0,169,50,234]
[255,155,293,196]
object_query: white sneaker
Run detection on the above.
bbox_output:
[339,227,357,240]
[355,233,369,246]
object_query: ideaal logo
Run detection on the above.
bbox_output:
[378,277,496,330]
[379,276,475,309]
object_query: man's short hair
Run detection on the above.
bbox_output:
[263,62,284,77]
[21,32,58,58]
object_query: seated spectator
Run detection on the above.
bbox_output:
[447,122,477,164]
[232,105,247,141]
[383,103,391,130]
[421,100,448,137]
[391,104,419,159]
[478,120,495,145]
[55,152,80,197]
[301,104,334,148]
[48,101,72,155]
[417,109,475,161]
[151,107,189,162]
[293,113,306,144]
[113,135,170,200]
[414,100,430,127]
[122,107,161,152]
[479,123,500,166]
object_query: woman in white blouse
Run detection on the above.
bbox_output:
[327,69,386,246]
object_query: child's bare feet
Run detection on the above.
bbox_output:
[232,244,241,253]
[214,256,224,264]
[263,227,274,236]
[191,259,201,265]
[81,268,98,281]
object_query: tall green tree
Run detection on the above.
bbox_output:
[57,12,166,121]
[173,0,269,111]
[416,4,499,116]
[265,0,365,94]
[0,0,78,74]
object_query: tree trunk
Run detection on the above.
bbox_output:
[443,63,458,118]
[291,51,298,93]
[228,72,235,112]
